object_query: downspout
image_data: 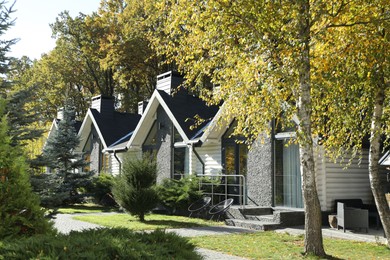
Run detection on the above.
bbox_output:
[192,144,205,175]
[113,150,122,174]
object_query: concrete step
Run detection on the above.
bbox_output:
[246,214,275,223]
[225,219,280,231]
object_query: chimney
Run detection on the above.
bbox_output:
[156,71,184,95]
[138,101,148,115]
[91,95,115,116]
[57,107,64,120]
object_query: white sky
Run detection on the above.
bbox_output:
[4,0,101,60]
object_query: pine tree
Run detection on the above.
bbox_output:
[32,101,93,208]
[0,99,52,238]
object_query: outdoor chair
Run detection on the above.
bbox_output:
[337,202,368,233]
[188,196,212,218]
[208,198,234,221]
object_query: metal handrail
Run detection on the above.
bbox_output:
[196,174,247,208]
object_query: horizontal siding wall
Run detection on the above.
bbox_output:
[324,149,372,211]
[193,144,222,175]
[314,146,327,211]
[110,150,142,176]
[110,153,119,176]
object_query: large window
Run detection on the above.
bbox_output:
[274,139,303,208]
[173,147,189,179]
[143,121,158,156]
[222,122,248,176]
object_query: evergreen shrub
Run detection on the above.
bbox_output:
[156,176,203,212]
[0,228,202,260]
[90,173,116,206]
[112,157,158,221]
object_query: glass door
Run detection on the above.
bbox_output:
[274,140,303,208]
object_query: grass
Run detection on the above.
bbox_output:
[189,232,390,259]
[74,213,224,230]
[56,203,118,214]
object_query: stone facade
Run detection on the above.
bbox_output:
[90,126,101,175]
[155,106,172,183]
[246,135,273,207]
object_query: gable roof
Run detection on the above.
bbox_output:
[77,108,141,152]
[115,89,219,151]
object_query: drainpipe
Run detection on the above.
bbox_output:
[113,150,122,174]
[191,142,205,175]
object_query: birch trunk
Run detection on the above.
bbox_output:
[297,0,326,256]
[369,77,390,247]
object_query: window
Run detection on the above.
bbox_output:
[173,147,189,179]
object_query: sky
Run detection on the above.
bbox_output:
[4,0,101,60]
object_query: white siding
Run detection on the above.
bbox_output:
[322,149,372,211]
[192,143,223,175]
[109,150,141,176]
[110,153,120,176]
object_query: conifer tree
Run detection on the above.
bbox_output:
[0,99,52,238]
[32,101,93,208]
[112,156,158,222]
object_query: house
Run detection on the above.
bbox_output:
[75,95,141,175]
[105,71,387,216]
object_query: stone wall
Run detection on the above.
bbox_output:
[90,126,101,175]
[246,135,273,207]
[156,106,172,183]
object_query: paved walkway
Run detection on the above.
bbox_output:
[276,225,387,244]
[52,213,251,260]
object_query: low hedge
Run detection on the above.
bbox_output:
[0,228,201,259]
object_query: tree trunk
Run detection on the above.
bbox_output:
[369,78,390,247]
[297,0,326,256]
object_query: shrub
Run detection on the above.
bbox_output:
[0,228,202,259]
[156,176,203,212]
[112,157,158,221]
[90,173,116,206]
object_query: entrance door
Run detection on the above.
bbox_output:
[274,140,303,208]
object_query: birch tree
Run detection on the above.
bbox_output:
[312,0,390,245]
[151,0,330,256]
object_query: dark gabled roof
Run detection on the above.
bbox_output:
[157,90,220,140]
[90,109,141,147]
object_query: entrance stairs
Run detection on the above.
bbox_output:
[225,205,305,231]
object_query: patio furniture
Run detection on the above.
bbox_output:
[208,198,234,221]
[334,199,380,229]
[188,196,212,218]
[337,202,368,233]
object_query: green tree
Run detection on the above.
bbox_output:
[34,101,93,208]
[0,99,52,238]
[311,1,390,244]
[112,156,158,221]
[151,0,329,255]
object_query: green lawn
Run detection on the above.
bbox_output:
[68,207,390,259]
[73,213,224,230]
[190,232,390,259]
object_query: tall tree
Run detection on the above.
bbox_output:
[34,101,93,208]
[42,101,85,178]
[311,0,390,245]
[149,0,389,256]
